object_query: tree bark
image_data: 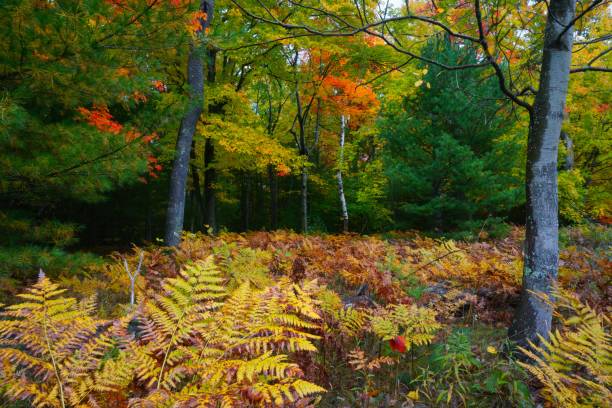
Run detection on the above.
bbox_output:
[509,0,576,346]
[337,115,349,233]
[241,172,252,231]
[164,0,213,246]
[190,140,204,230]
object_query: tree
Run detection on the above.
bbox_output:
[379,38,521,233]
[337,115,349,232]
[0,0,186,276]
[227,0,611,345]
[165,0,214,246]
[507,0,577,344]
[309,45,381,232]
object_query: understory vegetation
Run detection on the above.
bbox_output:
[0,226,609,407]
[1,0,611,407]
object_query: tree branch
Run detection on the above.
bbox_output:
[474,0,533,111]
[555,0,605,44]
[570,66,612,73]
[226,1,495,72]
[570,46,612,73]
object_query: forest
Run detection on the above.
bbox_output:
[0,0,610,407]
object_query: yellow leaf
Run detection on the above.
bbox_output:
[407,390,419,400]
[487,346,497,354]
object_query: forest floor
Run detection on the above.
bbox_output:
[97,225,607,323]
[1,224,609,407]
[67,224,612,406]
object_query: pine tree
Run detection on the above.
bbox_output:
[0,0,187,276]
[379,37,522,233]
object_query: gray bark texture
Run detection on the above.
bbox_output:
[189,140,205,230]
[337,115,349,233]
[509,0,576,346]
[164,0,214,246]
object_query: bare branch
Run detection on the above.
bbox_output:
[231,0,489,70]
[357,58,414,88]
[587,46,611,66]
[518,86,537,96]
[123,252,144,307]
[570,66,612,73]
[555,0,606,44]
[474,0,533,111]
[574,34,612,45]
[570,46,612,73]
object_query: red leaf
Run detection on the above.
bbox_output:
[389,335,407,353]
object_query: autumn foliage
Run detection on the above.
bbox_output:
[0,226,610,406]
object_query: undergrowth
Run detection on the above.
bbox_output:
[0,224,609,407]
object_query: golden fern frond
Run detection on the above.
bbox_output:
[334,307,368,337]
[235,351,297,382]
[519,290,612,407]
[133,257,226,391]
[250,378,326,406]
[370,304,440,349]
[0,274,109,408]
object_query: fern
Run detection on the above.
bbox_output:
[129,258,325,406]
[518,290,611,408]
[370,304,440,349]
[0,273,123,408]
[132,257,226,391]
[1,256,327,407]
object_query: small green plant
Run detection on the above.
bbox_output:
[416,328,532,407]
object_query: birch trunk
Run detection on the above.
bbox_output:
[509,0,576,346]
[337,115,349,233]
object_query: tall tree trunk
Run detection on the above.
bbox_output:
[255,173,264,229]
[337,115,349,233]
[300,165,308,232]
[268,164,278,230]
[164,0,213,246]
[510,0,576,346]
[145,183,152,242]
